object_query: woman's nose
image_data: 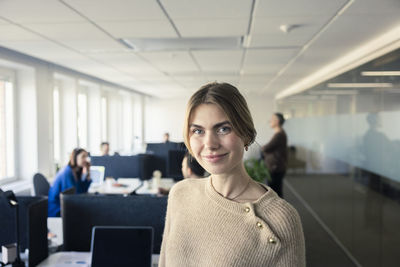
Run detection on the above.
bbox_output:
[204,131,219,150]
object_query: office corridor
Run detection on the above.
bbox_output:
[284,174,400,267]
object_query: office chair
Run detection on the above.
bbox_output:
[33,173,50,197]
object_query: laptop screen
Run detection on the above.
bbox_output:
[91,226,153,267]
[89,166,105,186]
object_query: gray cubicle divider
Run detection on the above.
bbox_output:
[0,196,48,267]
[60,194,167,254]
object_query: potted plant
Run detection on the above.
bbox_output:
[244,158,271,184]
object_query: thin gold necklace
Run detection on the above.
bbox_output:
[211,176,251,201]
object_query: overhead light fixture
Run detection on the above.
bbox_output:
[327,83,393,88]
[120,37,243,52]
[309,89,358,95]
[279,24,300,34]
[276,23,400,99]
[361,71,400,76]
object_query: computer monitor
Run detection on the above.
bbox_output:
[91,226,153,267]
[90,166,105,186]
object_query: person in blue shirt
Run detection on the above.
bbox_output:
[48,148,92,217]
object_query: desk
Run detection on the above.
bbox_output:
[88,178,175,195]
[37,252,159,267]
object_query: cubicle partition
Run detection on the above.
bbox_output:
[91,142,186,181]
[60,194,167,254]
[0,196,48,267]
[146,142,186,179]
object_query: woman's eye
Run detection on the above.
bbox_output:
[217,126,231,134]
[192,129,204,135]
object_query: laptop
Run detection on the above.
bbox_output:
[89,166,105,186]
[91,226,153,267]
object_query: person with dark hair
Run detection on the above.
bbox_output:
[163,133,170,143]
[100,142,110,156]
[48,148,91,217]
[262,112,288,198]
[160,83,304,266]
[182,153,205,178]
[158,153,205,195]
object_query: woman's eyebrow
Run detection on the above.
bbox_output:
[213,121,231,129]
[190,121,231,129]
[189,124,204,129]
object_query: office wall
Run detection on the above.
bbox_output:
[0,47,145,182]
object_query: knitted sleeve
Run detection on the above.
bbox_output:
[277,204,306,267]
[159,186,174,266]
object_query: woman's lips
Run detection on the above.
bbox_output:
[202,153,228,163]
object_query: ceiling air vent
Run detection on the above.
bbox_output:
[119,37,243,52]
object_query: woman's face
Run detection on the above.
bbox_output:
[269,114,279,128]
[76,151,88,167]
[189,104,245,175]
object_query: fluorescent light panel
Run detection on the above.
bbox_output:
[309,89,358,95]
[361,71,400,76]
[120,37,243,51]
[327,83,393,88]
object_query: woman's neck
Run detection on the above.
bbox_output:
[274,126,282,133]
[211,164,251,199]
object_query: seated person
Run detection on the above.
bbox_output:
[100,142,110,156]
[48,148,91,217]
[158,153,205,195]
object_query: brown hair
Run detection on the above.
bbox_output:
[183,82,256,155]
[68,148,87,181]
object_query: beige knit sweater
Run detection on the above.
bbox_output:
[159,177,305,267]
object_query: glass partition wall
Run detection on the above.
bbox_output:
[278,48,400,267]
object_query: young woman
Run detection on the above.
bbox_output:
[48,148,91,217]
[159,83,305,266]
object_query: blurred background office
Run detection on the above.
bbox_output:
[0,0,400,267]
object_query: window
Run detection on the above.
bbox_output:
[53,85,61,163]
[101,96,107,142]
[77,92,88,148]
[0,78,15,180]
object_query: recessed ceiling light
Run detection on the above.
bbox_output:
[361,71,400,76]
[120,37,243,52]
[327,83,393,88]
[309,90,358,95]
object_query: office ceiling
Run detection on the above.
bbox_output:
[0,0,399,98]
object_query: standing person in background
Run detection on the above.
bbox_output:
[262,113,288,198]
[48,148,92,217]
[100,142,110,156]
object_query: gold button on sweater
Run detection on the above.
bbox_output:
[159,178,305,267]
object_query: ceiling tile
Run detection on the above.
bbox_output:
[240,74,274,84]
[174,19,249,38]
[345,0,400,15]
[0,0,84,23]
[25,22,124,52]
[254,0,348,17]
[89,52,163,76]
[0,24,44,41]
[97,20,178,38]
[64,0,165,20]
[192,50,243,72]
[161,0,252,19]
[139,51,199,74]
[26,22,111,40]
[242,48,297,74]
